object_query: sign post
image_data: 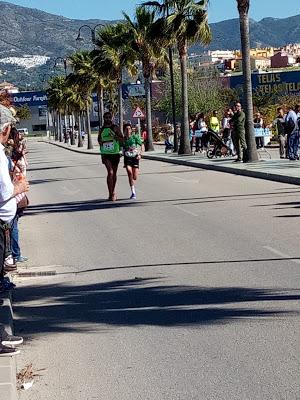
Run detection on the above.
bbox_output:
[132,107,145,136]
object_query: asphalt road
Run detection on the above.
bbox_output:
[14,141,299,400]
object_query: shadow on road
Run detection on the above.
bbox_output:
[25,190,300,215]
[14,278,299,336]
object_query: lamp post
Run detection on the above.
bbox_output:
[76,23,105,45]
[76,23,105,128]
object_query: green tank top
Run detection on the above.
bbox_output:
[100,127,120,155]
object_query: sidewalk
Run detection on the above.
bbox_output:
[0,291,18,400]
[44,140,300,186]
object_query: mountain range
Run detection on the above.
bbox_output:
[0,1,300,88]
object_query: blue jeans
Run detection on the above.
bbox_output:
[288,131,299,160]
[11,216,20,259]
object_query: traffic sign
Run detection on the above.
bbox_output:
[132,107,145,119]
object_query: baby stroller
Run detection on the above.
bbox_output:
[206,129,232,159]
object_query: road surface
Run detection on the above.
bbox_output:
[14,141,299,400]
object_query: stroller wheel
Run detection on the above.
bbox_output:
[207,149,214,159]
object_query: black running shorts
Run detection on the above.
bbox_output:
[124,155,139,168]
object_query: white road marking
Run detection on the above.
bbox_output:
[174,205,198,217]
[263,246,300,265]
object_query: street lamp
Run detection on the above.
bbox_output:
[76,23,106,130]
[76,23,105,45]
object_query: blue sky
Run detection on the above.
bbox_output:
[3,0,300,22]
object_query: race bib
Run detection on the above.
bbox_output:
[103,141,114,151]
[125,147,139,157]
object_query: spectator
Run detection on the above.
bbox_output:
[231,102,247,162]
[221,109,235,155]
[285,105,299,161]
[272,107,287,159]
[9,127,29,263]
[195,113,208,152]
[0,105,29,291]
[209,110,220,133]
[254,112,264,149]
[165,132,174,153]
[189,116,196,151]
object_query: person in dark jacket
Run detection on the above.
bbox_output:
[231,103,247,162]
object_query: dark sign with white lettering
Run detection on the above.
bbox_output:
[230,70,300,95]
[12,91,48,106]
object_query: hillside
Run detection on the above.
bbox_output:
[0,1,300,88]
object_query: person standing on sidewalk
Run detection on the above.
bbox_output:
[98,112,124,201]
[209,110,220,134]
[285,105,299,161]
[231,103,247,162]
[272,107,287,159]
[123,124,143,200]
[0,105,29,290]
[254,112,264,149]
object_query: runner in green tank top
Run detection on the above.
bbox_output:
[98,112,124,201]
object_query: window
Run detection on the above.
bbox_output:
[32,124,47,131]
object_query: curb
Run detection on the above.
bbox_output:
[0,291,18,400]
[142,154,300,186]
[41,140,300,186]
[42,140,99,155]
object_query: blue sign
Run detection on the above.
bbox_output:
[230,70,300,95]
[12,91,48,106]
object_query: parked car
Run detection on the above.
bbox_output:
[17,128,29,135]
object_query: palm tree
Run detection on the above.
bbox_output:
[62,84,87,147]
[93,23,137,130]
[68,52,95,149]
[123,6,168,151]
[236,0,258,161]
[144,0,211,154]
[47,76,66,142]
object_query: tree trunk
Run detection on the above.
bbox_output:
[118,79,123,132]
[97,87,104,128]
[78,111,83,148]
[178,41,191,155]
[86,101,93,150]
[58,113,63,142]
[239,8,258,162]
[64,115,68,143]
[144,75,154,151]
[168,46,178,152]
[70,113,75,145]
[54,112,58,141]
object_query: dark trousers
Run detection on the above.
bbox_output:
[255,137,264,148]
[288,132,299,160]
[232,131,247,161]
[0,225,5,279]
[11,216,20,259]
[195,137,201,152]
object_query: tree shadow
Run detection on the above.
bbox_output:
[255,201,300,218]
[13,278,299,337]
[25,190,300,216]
